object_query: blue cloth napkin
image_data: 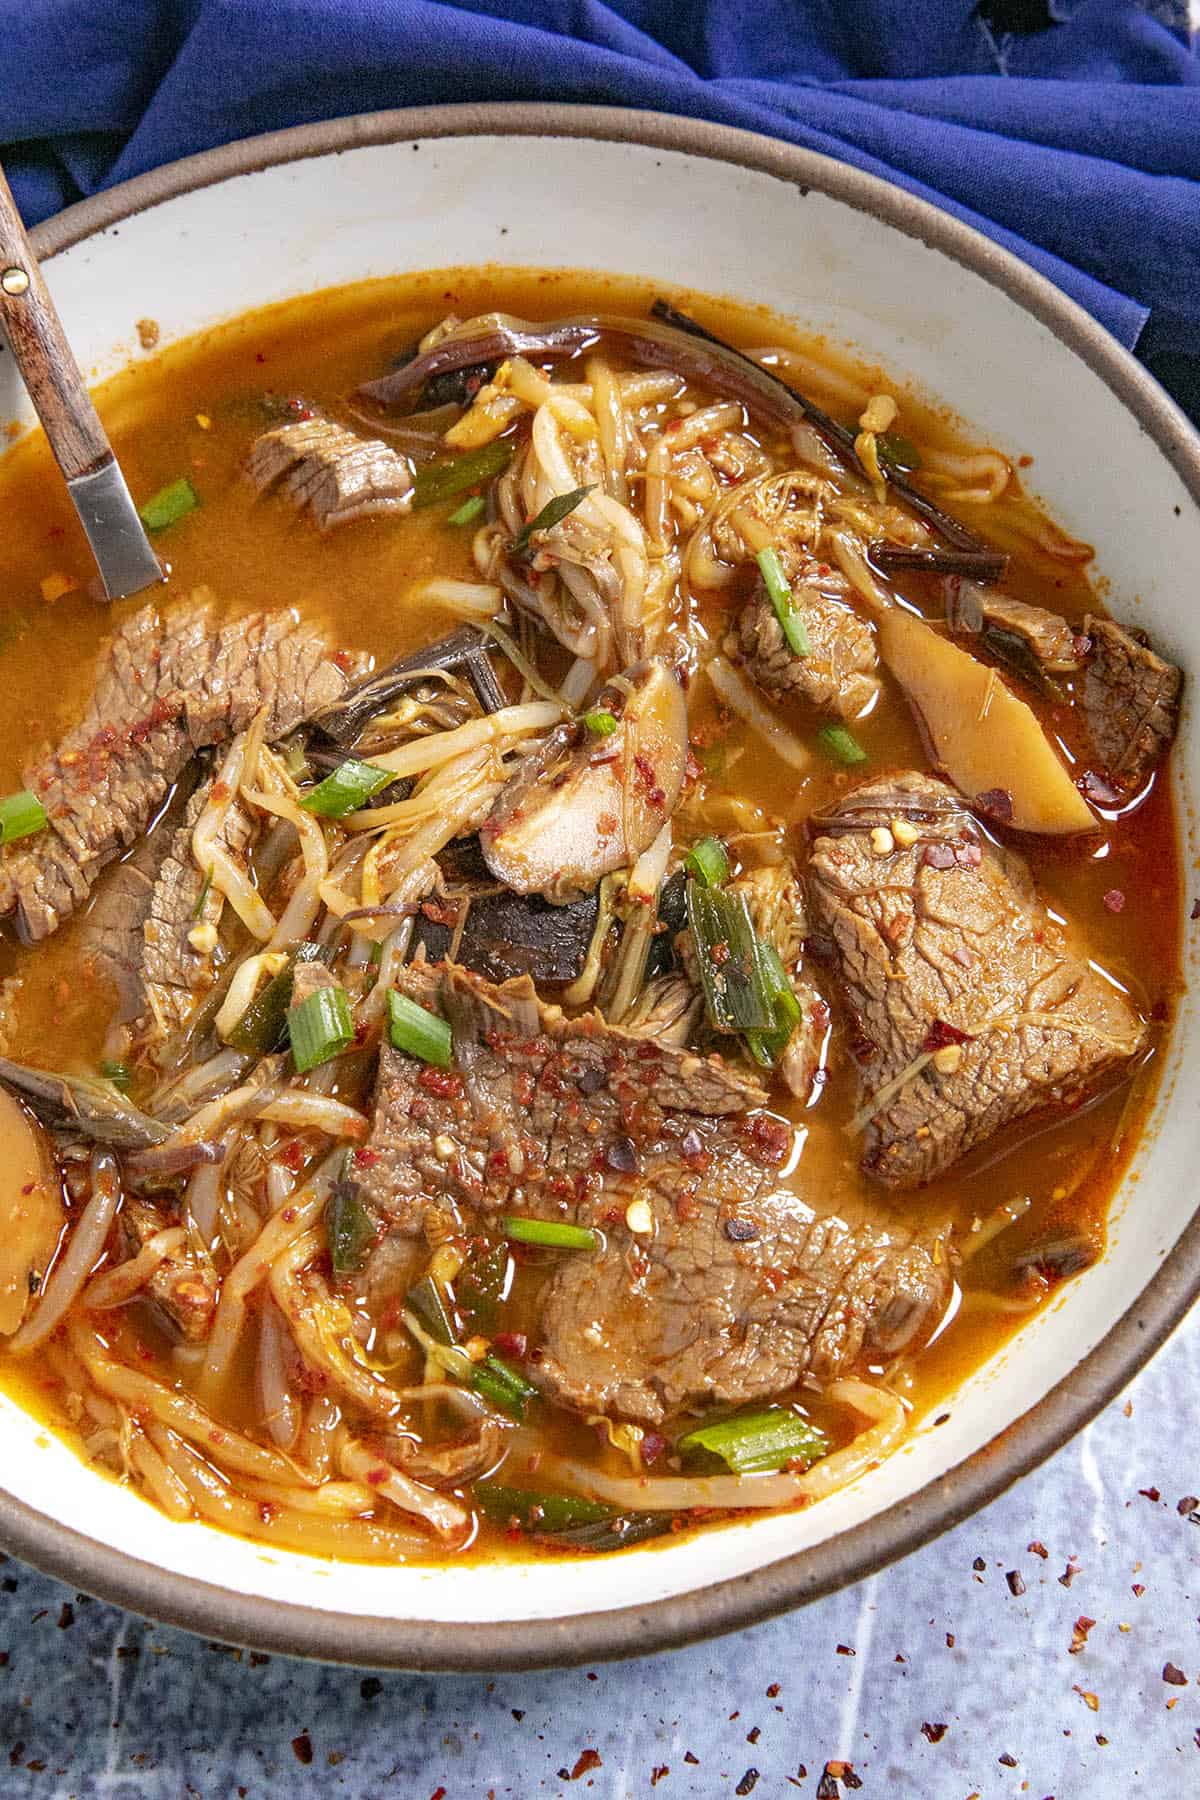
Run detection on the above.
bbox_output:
[0,1,1196,371]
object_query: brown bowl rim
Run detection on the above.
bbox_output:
[2,101,1197,1671]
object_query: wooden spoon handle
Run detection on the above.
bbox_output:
[0,163,112,482]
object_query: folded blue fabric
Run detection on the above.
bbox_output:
[0,0,1196,363]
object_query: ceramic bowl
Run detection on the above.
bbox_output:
[0,106,1196,1669]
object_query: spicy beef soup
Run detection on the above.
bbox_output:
[0,269,1181,1561]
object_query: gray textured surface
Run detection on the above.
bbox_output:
[0,1315,1194,1797]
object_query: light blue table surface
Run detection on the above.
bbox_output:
[0,1309,1193,1799]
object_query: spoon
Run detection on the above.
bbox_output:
[0,164,163,601]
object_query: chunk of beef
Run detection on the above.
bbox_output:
[1081,615,1181,791]
[353,965,947,1423]
[535,1117,949,1424]
[807,772,1146,1188]
[355,964,765,1239]
[139,780,255,1040]
[247,415,413,531]
[120,1197,218,1342]
[947,579,1086,679]
[730,560,879,720]
[81,771,201,1022]
[0,597,357,942]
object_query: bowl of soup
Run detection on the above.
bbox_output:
[0,106,1194,1668]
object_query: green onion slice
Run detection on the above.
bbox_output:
[139,477,199,532]
[755,546,811,658]
[406,1274,458,1348]
[501,1216,598,1252]
[328,1176,374,1277]
[99,1060,131,1093]
[876,431,921,474]
[512,484,594,556]
[387,990,453,1068]
[471,1352,537,1421]
[745,941,804,1069]
[454,1240,512,1331]
[684,835,729,888]
[411,440,513,509]
[300,758,394,818]
[473,1483,612,1534]
[817,724,869,766]
[676,1407,830,1475]
[685,883,774,1033]
[225,942,325,1055]
[581,709,619,738]
[0,789,47,845]
[447,493,487,526]
[191,867,213,920]
[288,985,354,1074]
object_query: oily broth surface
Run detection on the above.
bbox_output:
[0,268,1181,1554]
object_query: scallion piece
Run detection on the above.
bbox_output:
[501,1216,598,1252]
[684,836,729,889]
[582,709,619,737]
[139,477,199,532]
[411,440,513,509]
[225,943,324,1055]
[676,1407,830,1475]
[512,484,594,556]
[328,1174,373,1277]
[387,990,453,1069]
[0,789,47,845]
[685,883,774,1033]
[455,1240,512,1331]
[876,431,921,474]
[472,1352,537,1421]
[99,1060,131,1093]
[300,758,394,819]
[817,724,868,766]
[756,546,811,658]
[473,1483,612,1534]
[191,867,213,920]
[288,985,354,1074]
[745,941,804,1069]
[447,493,486,526]
[406,1274,458,1348]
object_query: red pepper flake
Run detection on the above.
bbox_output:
[1177,1494,1200,1517]
[56,1602,74,1629]
[1138,1485,1161,1502]
[828,1764,861,1791]
[710,939,731,967]
[1102,888,1125,914]
[835,1643,856,1656]
[1191,899,1200,922]
[998,1753,1018,1768]
[352,1146,380,1169]
[430,1789,446,1800]
[1028,1540,1049,1559]
[417,1067,465,1100]
[1005,1570,1026,1596]
[972,1556,987,1572]
[922,1722,948,1744]
[291,1733,314,1765]
[1163,1663,1188,1686]
[922,1017,973,1052]
[650,1768,670,1787]
[765,1683,780,1699]
[975,787,1014,824]
[569,1748,602,1779]
[1073,1686,1100,1712]
[735,1772,760,1797]
[1069,1616,1096,1655]
[1058,1555,1082,1588]
[1132,1583,1146,1597]
[746,1726,761,1745]
[815,1771,840,1800]
[945,1632,955,1648]
[493,1332,527,1360]
[684,1751,700,1765]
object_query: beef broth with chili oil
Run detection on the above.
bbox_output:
[0,269,1180,1561]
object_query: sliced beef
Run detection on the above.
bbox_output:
[138,780,256,1041]
[730,559,879,720]
[120,1197,218,1342]
[807,772,1146,1188]
[353,964,947,1423]
[1081,615,1181,792]
[247,415,413,531]
[355,964,765,1239]
[0,597,356,942]
[534,1116,950,1424]
[81,771,201,1022]
[946,578,1087,680]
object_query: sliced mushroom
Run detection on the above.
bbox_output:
[480,658,688,897]
[0,1091,65,1336]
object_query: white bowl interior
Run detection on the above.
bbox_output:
[0,132,1196,1632]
